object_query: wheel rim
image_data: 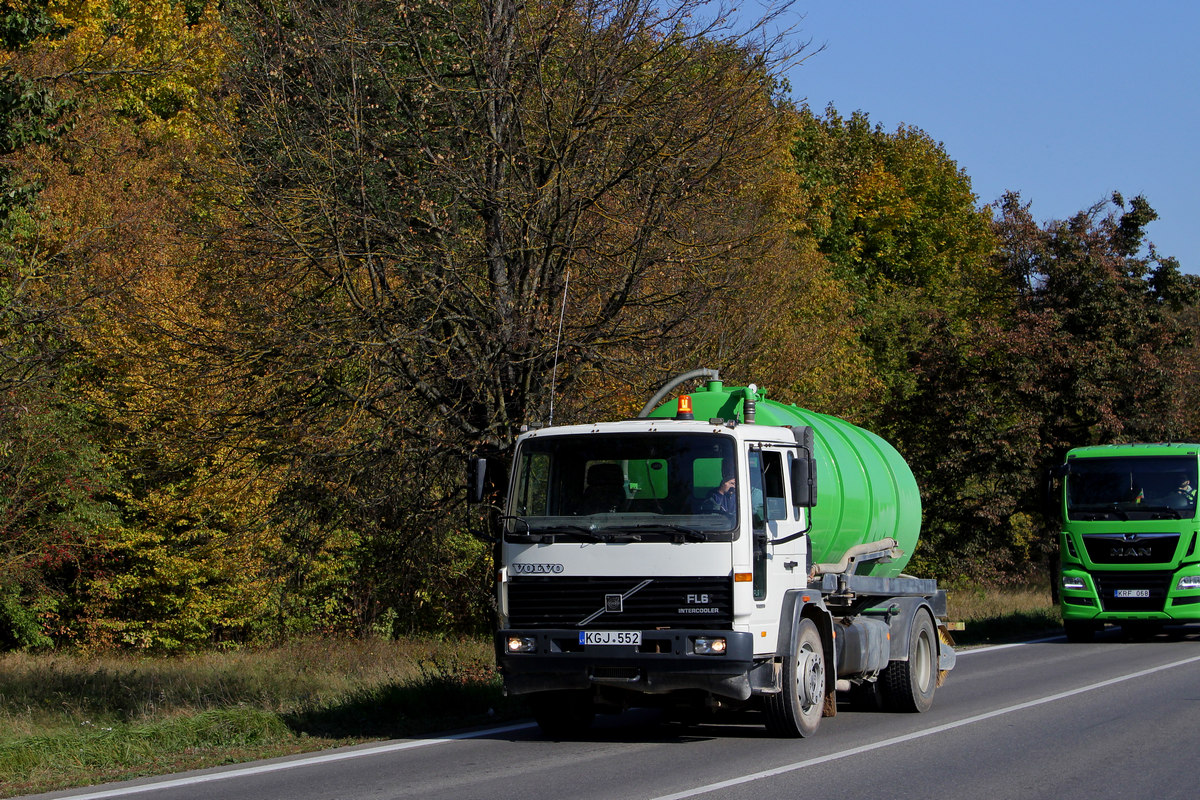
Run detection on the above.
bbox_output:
[797,641,824,711]
[914,627,933,693]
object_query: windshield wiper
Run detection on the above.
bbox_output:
[1136,505,1184,519]
[549,526,656,542]
[610,523,709,542]
[539,525,609,541]
[1070,506,1129,521]
[503,517,613,542]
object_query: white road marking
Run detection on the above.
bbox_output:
[647,652,1200,800]
[954,634,1065,654]
[51,721,538,799]
[50,638,1199,800]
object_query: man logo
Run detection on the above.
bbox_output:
[1109,546,1153,558]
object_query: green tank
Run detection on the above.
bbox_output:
[648,380,921,577]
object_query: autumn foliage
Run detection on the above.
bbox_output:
[1,0,1197,650]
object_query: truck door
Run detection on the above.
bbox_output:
[749,446,809,600]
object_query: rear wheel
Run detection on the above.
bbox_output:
[764,618,826,737]
[882,610,937,713]
[529,690,595,738]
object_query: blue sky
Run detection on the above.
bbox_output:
[772,2,1200,273]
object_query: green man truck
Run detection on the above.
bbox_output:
[472,370,955,737]
[1055,443,1200,641]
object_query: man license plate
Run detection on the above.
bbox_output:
[1115,589,1150,598]
[581,630,641,646]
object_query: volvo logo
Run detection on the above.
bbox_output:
[578,579,652,625]
[511,562,564,575]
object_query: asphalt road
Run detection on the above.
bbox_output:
[28,627,1200,800]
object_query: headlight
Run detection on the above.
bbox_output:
[692,636,727,655]
[1062,575,1087,591]
[505,635,537,653]
[1177,575,1200,591]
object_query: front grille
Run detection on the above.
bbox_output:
[1082,533,1179,565]
[1093,571,1173,612]
[506,576,733,628]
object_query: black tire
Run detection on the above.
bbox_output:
[882,610,938,713]
[1063,619,1096,643]
[764,618,826,737]
[529,690,595,738]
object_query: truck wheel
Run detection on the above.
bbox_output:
[529,690,595,738]
[764,618,825,737]
[1063,620,1096,642]
[882,610,937,713]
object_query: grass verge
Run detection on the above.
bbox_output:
[1,587,1060,797]
[0,637,524,797]
[946,581,1062,645]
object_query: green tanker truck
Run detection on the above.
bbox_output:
[475,370,956,737]
[1054,443,1200,641]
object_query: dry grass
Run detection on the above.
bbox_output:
[1,636,494,724]
[946,581,1061,645]
[0,588,1064,795]
[0,636,515,797]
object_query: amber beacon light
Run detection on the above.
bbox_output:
[676,394,694,420]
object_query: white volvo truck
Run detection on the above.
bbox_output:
[472,371,955,736]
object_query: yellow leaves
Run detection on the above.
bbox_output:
[85,458,287,650]
[46,0,229,139]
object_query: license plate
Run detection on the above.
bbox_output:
[1115,589,1150,598]
[580,630,641,646]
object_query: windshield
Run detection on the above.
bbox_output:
[1066,455,1197,520]
[507,432,738,541]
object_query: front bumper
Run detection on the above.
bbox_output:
[496,628,757,699]
[1060,567,1200,621]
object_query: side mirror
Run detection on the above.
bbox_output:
[787,426,818,508]
[1044,463,1066,517]
[467,457,488,504]
[791,456,817,508]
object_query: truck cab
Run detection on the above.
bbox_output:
[498,416,811,691]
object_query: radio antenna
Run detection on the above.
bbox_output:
[547,269,570,426]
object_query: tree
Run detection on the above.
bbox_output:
[791,105,998,310]
[789,106,1001,431]
[188,0,810,633]
[0,0,278,649]
[995,191,1198,449]
[898,192,1200,581]
[0,0,95,648]
[220,0,804,452]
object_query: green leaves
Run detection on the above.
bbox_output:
[0,1,56,50]
[792,106,997,310]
